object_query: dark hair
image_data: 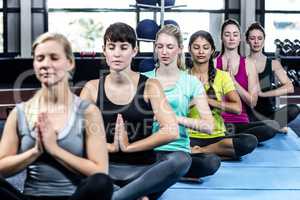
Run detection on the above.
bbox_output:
[104,22,137,48]
[220,18,241,55]
[245,22,265,41]
[189,30,216,90]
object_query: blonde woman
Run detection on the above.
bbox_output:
[0,33,113,200]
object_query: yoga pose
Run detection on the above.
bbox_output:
[187,30,257,160]
[245,22,300,131]
[143,24,221,180]
[0,32,113,200]
[216,19,280,143]
[80,22,191,200]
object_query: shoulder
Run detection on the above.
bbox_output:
[145,78,162,94]
[80,79,100,102]
[83,79,99,90]
[271,59,283,71]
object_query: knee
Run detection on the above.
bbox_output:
[288,104,300,120]
[167,151,192,177]
[233,134,257,157]
[85,173,113,197]
[264,120,280,130]
[186,153,221,178]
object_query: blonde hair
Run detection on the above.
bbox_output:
[32,32,75,64]
[155,24,186,70]
[25,33,75,130]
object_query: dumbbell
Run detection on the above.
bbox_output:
[287,69,300,86]
[294,39,300,56]
[274,39,283,55]
[281,39,294,56]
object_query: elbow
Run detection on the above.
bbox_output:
[287,82,294,94]
[163,123,180,142]
[203,119,214,134]
[233,106,242,115]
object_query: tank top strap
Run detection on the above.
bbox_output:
[96,73,108,111]
[15,103,30,135]
[238,56,246,75]
[216,55,222,69]
[259,58,272,79]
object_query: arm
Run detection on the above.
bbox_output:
[41,105,109,176]
[259,60,294,97]
[177,93,214,134]
[80,79,119,153]
[0,108,42,177]
[208,90,242,114]
[233,58,258,107]
[119,79,179,153]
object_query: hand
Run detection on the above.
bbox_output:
[116,114,130,152]
[32,123,44,157]
[110,117,120,153]
[37,113,59,155]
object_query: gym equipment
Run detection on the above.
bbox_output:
[136,19,159,40]
[138,58,156,72]
[293,39,300,56]
[160,19,179,29]
[136,0,157,6]
[281,39,294,56]
[157,0,176,6]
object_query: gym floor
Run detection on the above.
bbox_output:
[161,128,300,200]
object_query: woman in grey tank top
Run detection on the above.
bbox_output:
[0,33,113,200]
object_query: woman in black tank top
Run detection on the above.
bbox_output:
[80,22,191,200]
[246,22,300,132]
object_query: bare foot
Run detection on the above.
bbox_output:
[137,196,149,200]
[191,145,204,154]
[279,127,288,133]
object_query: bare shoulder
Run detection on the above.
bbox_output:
[80,79,100,103]
[245,57,256,75]
[84,79,99,89]
[145,78,162,93]
[271,59,284,71]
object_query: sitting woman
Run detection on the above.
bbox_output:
[143,24,221,181]
[80,22,191,200]
[245,22,300,131]
[187,30,257,160]
[216,19,280,143]
[0,33,113,200]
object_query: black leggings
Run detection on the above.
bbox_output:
[250,104,300,128]
[226,120,279,143]
[110,151,191,200]
[185,133,257,178]
[0,173,113,200]
[190,133,257,158]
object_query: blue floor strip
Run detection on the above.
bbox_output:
[161,128,300,200]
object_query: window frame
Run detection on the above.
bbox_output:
[259,0,300,55]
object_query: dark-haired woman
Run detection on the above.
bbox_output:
[187,30,257,161]
[216,19,280,143]
[245,22,300,131]
[80,22,191,200]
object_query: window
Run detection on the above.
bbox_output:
[48,0,136,52]
[48,0,226,53]
[264,0,300,52]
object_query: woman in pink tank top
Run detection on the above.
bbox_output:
[216,19,280,143]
